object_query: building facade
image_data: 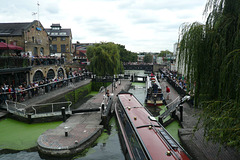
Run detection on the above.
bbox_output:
[45,24,72,60]
[0,21,67,86]
[72,42,94,64]
[0,20,50,56]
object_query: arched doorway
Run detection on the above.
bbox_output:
[57,68,64,79]
[47,69,55,80]
[33,70,44,82]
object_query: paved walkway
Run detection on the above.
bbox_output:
[22,79,92,106]
[37,79,131,157]
[160,79,240,160]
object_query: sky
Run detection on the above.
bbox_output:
[0,0,207,53]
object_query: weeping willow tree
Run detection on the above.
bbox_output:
[86,42,122,76]
[178,0,240,150]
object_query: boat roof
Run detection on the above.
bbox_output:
[118,92,190,160]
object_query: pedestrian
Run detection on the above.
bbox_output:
[161,73,164,81]
[106,89,110,97]
[166,86,170,100]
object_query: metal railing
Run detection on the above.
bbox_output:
[5,100,72,119]
[0,74,90,104]
[0,56,65,69]
[159,96,180,120]
[5,100,28,117]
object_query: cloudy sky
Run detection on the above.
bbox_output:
[0,0,207,52]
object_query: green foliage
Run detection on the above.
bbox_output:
[117,44,138,62]
[91,82,111,91]
[178,0,240,150]
[158,50,173,57]
[86,42,122,76]
[143,53,153,63]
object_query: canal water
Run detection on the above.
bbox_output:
[0,74,181,160]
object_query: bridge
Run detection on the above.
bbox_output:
[123,63,167,73]
[123,63,153,71]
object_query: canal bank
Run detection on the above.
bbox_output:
[160,80,240,160]
[37,80,131,157]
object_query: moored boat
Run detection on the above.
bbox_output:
[145,74,165,106]
[115,91,191,160]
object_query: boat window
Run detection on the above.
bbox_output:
[123,111,149,159]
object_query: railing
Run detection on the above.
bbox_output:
[159,95,190,121]
[5,100,72,118]
[0,56,30,69]
[0,74,90,104]
[5,100,28,117]
[28,101,72,118]
[0,56,65,69]
[159,69,187,96]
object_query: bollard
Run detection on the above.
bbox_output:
[101,103,105,114]
[171,110,176,119]
[61,107,66,122]
[64,126,69,137]
[180,105,183,122]
[158,116,163,125]
[27,113,32,124]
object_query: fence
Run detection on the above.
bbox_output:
[0,74,90,104]
[5,100,28,117]
[5,100,72,119]
[0,56,65,69]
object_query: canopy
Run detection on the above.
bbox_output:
[0,42,23,50]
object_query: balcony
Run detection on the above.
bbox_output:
[0,56,65,70]
[0,56,30,69]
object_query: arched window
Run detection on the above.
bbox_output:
[47,69,55,80]
[33,70,44,82]
[57,68,64,78]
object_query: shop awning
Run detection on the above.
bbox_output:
[0,42,23,50]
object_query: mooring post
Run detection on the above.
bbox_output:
[158,116,163,125]
[64,126,69,137]
[180,105,183,122]
[27,113,32,124]
[61,107,66,122]
[171,110,176,119]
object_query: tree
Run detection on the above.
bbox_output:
[117,44,138,62]
[158,50,173,57]
[178,0,240,150]
[86,42,122,76]
[143,54,153,63]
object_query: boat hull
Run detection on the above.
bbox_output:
[115,91,191,160]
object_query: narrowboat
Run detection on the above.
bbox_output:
[115,91,191,160]
[145,74,165,106]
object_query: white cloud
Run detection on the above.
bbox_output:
[0,0,207,52]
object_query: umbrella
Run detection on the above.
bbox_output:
[0,42,23,50]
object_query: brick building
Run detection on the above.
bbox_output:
[0,21,67,86]
[45,24,72,60]
[0,20,50,56]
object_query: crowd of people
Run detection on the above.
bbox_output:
[161,69,195,106]
[162,70,188,92]
[0,72,87,105]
